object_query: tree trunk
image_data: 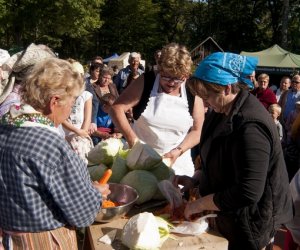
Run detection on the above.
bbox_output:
[281,0,289,48]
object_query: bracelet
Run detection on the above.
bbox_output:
[174,146,184,156]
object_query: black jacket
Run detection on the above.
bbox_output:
[199,89,293,250]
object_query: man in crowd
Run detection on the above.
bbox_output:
[113,52,144,93]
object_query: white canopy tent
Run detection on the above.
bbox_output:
[108,52,145,70]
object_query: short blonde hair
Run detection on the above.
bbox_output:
[268,104,281,115]
[67,58,84,76]
[258,73,269,81]
[158,43,192,78]
[21,58,84,111]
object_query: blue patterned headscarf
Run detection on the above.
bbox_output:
[193,52,258,88]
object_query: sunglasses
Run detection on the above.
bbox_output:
[292,80,300,84]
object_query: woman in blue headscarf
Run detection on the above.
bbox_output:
[174,52,293,250]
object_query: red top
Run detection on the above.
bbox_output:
[251,87,277,109]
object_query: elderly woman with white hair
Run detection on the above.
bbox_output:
[0,58,110,249]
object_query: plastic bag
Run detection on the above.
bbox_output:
[171,214,217,236]
[157,180,183,210]
[157,179,217,236]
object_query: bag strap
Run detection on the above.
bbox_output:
[132,71,155,120]
[132,72,195,120]
[186,84,195,116]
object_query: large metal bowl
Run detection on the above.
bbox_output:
[95,183,139,222]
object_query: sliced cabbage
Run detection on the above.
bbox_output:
[126,140,162,171]
[109,155,129,183]
[150,161,175,181]
[120,170,158,205]
[155,216,174,245]
[118,147,130,159]
[121,212,161,249]
[87,138,123,166]
[121,212,173,249]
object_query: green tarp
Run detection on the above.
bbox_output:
[241,44,300,74]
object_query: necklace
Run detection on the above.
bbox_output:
[99,85,110,96]
[2,113,54,127]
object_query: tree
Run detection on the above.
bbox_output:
[281,0,289,48]
[97,0,161,63]
[0,0,104,59]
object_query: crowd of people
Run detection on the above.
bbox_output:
[0,43,299,250]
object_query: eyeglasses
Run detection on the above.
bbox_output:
[292,80,300,84]
[160,76,185,84]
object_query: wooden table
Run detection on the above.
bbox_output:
[86,218,228,250]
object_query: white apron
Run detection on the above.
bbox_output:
[132,74,194,176]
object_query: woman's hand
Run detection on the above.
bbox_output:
[184,194,219,220]
[112,132,123,139]
[163,148,182,166]
[184,199,204,220]
[100,132,113,140]
[76,129,90,138]
[88,123,97,134]
[92,182,111,200]
[172,175,195,193]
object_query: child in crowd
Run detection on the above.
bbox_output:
[62,59,94,163]
[268,104,283,141]
[91,93,122,144]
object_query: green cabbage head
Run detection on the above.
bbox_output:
[121,170,158,204]
[87,138,124,166]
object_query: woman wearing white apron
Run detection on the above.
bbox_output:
[110,43,204,176]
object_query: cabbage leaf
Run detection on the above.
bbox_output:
[120,170,158,204]
[87,138,123,166]
[126,140,162,171]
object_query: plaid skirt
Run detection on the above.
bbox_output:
[0,227,78,250]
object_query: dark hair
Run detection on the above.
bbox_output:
[100,93,117,106]
[187,77,242,100]
[92,56,103,63]
[89,62,103,74]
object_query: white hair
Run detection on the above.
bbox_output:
[129,52,141,62]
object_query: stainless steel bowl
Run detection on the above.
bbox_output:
[95,183,139,222]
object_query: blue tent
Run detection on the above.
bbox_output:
[103,53,119,63]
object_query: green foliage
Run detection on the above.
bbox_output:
[97,0,161,61]
[0,0,104,59]
[1,0,300,62]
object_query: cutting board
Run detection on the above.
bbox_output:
[87,218,228,250]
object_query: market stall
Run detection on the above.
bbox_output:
[240,44,300,74]
[85,139,228,250]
